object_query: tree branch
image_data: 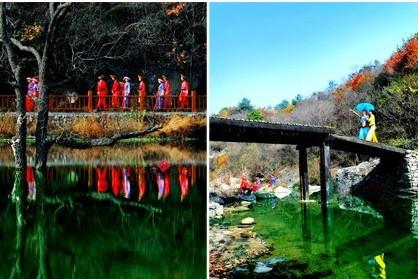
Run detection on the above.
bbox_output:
[10,38,41,66]
[46,123,162,149]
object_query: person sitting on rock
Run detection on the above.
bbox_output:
[240,176,253,194]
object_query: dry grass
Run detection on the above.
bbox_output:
[0,113,205,139]
[69,115,146,138]
[0,113,16,137]
[0,113,36,136]
[157,114,206,137]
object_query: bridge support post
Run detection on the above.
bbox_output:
[139,91,146,111]
[320,142,331,204]
[191,90,197,112]
[87,90,93,112]
[298,146,309,201]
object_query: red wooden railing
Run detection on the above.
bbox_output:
[0,91,206,112]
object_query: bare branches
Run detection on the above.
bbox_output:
[10,38,41,65]
[46,123,162,149]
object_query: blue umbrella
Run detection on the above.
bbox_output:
[356,102,375,112]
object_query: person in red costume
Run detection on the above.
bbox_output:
[96,74,108,110]
[111,167,122,197]
[179,74,190,109]
[239,176,252,193]
[179,166,189,201]
[137,74,147,107]
[96,166,108,193]
[137,167,146,201]
[162,75,171,109]
[110,74,122,108]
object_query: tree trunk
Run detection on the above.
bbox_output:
[35,64,50,173]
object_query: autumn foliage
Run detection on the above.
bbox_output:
[385,36,418,75]
[348,71,373,91]
[164,2,186,16]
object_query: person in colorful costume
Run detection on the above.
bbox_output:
[179,74,189,109]
[162,75,171,109]
[122,76,131,109]
[96,75,108,110]
[365,110,378,143]
[155,78,165,110]
[110,75,122,108]
[25,77,35,112]
[358,110,370,140]
[138,75,147,107]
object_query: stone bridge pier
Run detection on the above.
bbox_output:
[337,150,418,236]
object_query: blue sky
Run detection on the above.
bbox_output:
[210,2,418,113]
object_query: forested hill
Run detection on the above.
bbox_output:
[217,35,418,148]
[0,3,206,94]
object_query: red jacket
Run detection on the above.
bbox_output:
[112,80,122,95]
[97,80,108,96]
[139,81,147,94]
[164,81,171,96]
[180,81,189,95]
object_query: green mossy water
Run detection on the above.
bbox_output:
[223,199,417,278]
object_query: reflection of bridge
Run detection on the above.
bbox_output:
[0,91,206,112]
[210,117,407,203]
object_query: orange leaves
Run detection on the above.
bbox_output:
[349,71,372,91]
[215,153,230,169]
[20,25,43,42]
[384,36,418,75]
[164,3,186,16]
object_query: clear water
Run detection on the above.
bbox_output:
[224,199,418,278]
[0,144,206,279]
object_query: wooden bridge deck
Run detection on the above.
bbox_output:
[210,117,406,158]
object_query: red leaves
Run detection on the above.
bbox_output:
[384,36,418,75]
[348,71,372,91]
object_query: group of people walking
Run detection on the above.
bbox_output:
[96,73,190,111]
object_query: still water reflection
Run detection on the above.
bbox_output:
[0,144,206,279]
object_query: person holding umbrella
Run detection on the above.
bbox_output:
[352,103,378,143]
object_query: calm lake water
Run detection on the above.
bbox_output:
[0,144,206,279]
[225,198,418,278]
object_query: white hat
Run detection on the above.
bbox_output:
[123,76,130,81]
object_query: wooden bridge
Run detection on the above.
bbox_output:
[210,117,407,203]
